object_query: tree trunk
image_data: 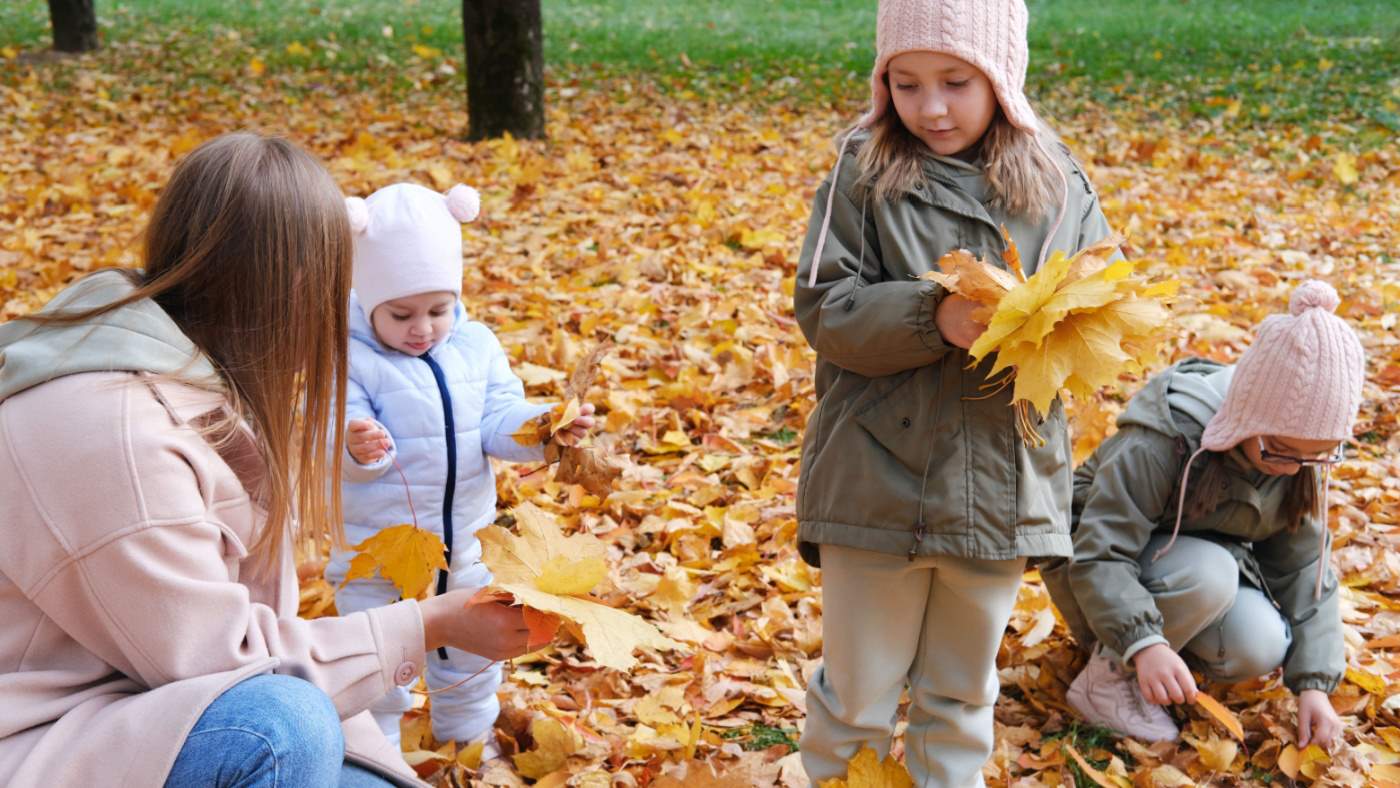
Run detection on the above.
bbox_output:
[462,0,545,140]
[49,0,99,53]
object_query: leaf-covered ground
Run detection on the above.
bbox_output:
[2,11,1399,788]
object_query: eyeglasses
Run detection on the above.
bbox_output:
[1257,437,1344,467]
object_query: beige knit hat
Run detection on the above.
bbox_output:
[860,0,1040,132]
[1200,280,1366,451]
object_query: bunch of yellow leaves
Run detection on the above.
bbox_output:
[922,234,1178,444]
[477,502,681,670]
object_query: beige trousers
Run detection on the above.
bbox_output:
[801,544,1026,788]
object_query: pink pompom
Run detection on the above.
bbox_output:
[1289,279,1340,316]
[444,184,480,223]
[345,197,369,235]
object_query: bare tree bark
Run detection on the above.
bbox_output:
[49,0,99,53]
[462,0,545,140]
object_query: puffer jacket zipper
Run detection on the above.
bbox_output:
[420,352,456,661]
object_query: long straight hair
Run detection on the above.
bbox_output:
[851,89,1062,218]
[1186,454,1318,532]
[24,133,351,568]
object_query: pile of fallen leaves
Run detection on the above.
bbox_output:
[2,33,1398,788]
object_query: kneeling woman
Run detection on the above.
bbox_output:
[1044,280,1365,749]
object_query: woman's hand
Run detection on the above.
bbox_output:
[1132,643,1199,705]
[553,402,597,448]
[1297,689,1342,749]
[347,419,391,465]
[934,293,988,350]
[420,589,531,661]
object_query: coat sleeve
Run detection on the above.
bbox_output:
[1253,514,1345,694]
[341,374,396,484]
[474,327,550,463]
[0,396,427,721]
[793,156,949,379]
[1066,427,1183,661]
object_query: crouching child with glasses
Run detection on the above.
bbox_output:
[1042,280,1365,750]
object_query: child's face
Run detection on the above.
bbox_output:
[1241,435,1342,477]
[887,51,998,157]
[370,291,456,356]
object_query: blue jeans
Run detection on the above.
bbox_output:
[164,674,397,788]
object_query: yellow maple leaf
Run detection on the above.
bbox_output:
[511,398,578,446]
[478,502,607,595]
[497,580,679,670]
[479,504,681,669]
[339,524,447,600]
[818,746,913,788]
[285,41,311,57]
[513,717,580,779]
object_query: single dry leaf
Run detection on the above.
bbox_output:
[1062,743,1119,788]
[477,502,608,595]
[1348,666,1388,695]
[555,445,624,496]
[1183,733,1238,772]
[1195,693,1245,741]
[513,717,581,779]
[817,745,913,788]
[457,740,486,770]
[479,502,680,669]
[340,524,447,600]
[494,582,680,670]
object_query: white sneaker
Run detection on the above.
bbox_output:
[1067,650,1180,742]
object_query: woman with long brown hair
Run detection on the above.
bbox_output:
[0,132,531,787]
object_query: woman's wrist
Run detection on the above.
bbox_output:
[419,595,446,651]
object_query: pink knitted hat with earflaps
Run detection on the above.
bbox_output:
[807,0,1066,289]
[860,0,1040,132]
[1200,280,1366,451]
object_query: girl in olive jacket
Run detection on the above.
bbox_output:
[792,1,1118,784]
[1043,280,1365,749]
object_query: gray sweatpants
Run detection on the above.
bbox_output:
[801,544,1026,788]
[1116,534,1291,682]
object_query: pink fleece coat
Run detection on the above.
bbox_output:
[0,371,430,787]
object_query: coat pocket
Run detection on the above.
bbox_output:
[853,366,943,476]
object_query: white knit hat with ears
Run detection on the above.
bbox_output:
[345,182,480,323]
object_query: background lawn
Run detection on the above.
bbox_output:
[1,0,1397,130]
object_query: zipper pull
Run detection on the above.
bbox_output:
[907,521,927,561]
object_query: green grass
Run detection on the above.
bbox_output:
[719,723,800,752]
[1045,721,1129,788]
[1,0,1397,126]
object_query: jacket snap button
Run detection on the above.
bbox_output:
[394,661,418,686]
[900,417,912,428]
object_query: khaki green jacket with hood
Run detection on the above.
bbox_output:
[793,132,1116,566]
[1042,359,1344,694]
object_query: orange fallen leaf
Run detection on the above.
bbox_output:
[1195,693,1245,741]
[1062,743,1119,788]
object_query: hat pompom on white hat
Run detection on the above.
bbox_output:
[347,182,480,323]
